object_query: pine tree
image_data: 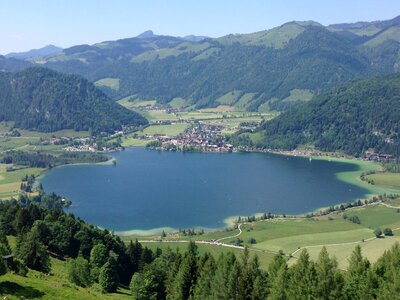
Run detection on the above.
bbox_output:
[287,249,317,299]
[126,239,143,273]
[268,253,286,278]
[268,264,288,300]
[99,257,119,293]
[211,252,237,299]
[169,241,198,299]
[16,229,51,273]
[192,255,216,300]
[227,260,242,299]
[344,245,371,300]
[315,247,344,299]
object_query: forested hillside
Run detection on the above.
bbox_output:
[245,73,400,156]
[0,196,400,299]
[6,15,397,111]
[0,67,147,133]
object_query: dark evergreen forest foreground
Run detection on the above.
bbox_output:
[0,195,399,299]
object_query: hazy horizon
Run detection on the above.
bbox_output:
[1,0,399,55]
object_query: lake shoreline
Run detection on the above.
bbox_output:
[39,147,397,237]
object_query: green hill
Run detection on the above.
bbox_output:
[0,67,147,133]
[7,15,400,112]
[248,73,400,156]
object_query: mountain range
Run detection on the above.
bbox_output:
[5,45,63,60]
[1,16,399,112]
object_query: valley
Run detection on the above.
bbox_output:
[0,6,400,299]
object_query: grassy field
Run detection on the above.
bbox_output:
[281,89,314,102]
[295,235,400,269]
[94,78,120,91]
[365,172,400,190]
[0,121,90,139]
[216,91,243,105]
[346,205,400,229]
[121,137,151,147]
[0,164,45,199]
[139,124,188,136]
[0,237,131,300]
[169,97,189,109]
[0,137,39,152]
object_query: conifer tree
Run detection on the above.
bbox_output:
[315,247,344,299]
[344,245,371,299]
[287,249,317,299]
[268,264,288,300]
[192,255,216,300]
[99,257,119,293]
[16,228,51,273]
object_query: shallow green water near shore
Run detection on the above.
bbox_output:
[41,148,370,232]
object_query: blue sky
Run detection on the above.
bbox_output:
[1,0,399,54]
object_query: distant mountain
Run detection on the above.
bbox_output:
[244,73,400,156]
[0,55,32,72]
[6,45,62,60]
[329,15,400,37]
[8,15,400,111]
[136,30,156,39]
[0,67,147,133]
[183,35,209,42]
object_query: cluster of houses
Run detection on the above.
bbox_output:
[40,136,91,146]
[364,150,394,162]
[144,123,234,152]
[63,144,97,152]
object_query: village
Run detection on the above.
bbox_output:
[141,123,234,152]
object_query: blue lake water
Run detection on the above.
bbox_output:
[40,147,368,232]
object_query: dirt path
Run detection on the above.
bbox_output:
[215,223,244,242]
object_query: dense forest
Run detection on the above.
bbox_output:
[1,16,395,111]
[0,196,400,299]
[232,73,400,156]
[0,67,147,133]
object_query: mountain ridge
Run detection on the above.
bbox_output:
[0,67,147,133]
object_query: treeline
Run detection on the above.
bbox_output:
[129,241,400,300]
[0,150,109,168]
[240,73,400,156]
[0,67,147,133]
[383,161,400,173]
[1,195,400,298]
[0,195,160,291]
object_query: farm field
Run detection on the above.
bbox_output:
[346,205,400,229]
[138,124,189,136]
[0,164,45,199]
[128,202,400,270]
[365,172,400,189]
[295,235,400,269]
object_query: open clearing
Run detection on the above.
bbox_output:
[139,124,188,136]
[0,164,44,199]
[366,172,400,189]
[346,205,400,229]
[294,235,400,269]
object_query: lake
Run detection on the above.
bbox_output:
[41,147,368,232]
